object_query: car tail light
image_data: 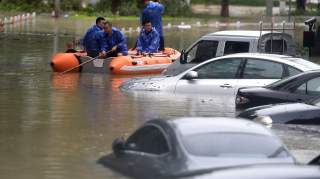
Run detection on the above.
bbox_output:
[235,95,249,105]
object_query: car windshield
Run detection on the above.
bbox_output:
[182,132,289,158]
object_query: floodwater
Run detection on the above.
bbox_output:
[0,16,319,179]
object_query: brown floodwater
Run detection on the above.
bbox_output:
[0,16,319,179]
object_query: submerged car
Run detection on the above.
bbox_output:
[120,53,320,97]
[238,97,320,125]
[98,117,296,179]
[236,70,320,110]
[186,164,320,179]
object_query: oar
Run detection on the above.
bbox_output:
[59,50,112,75]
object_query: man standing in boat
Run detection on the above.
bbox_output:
[81,17,105,57]
[136,20,160,54]
[141,0,164,51]
[96,21,128,58]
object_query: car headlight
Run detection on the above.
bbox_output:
[235,95,249,105]
[254,116,273,126]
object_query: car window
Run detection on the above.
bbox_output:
[194,58,242,79]
[125,125,169,155]
[182,132,290,158]
[295,77,320,96]
[243,59,284,79]
[287,66,302,77]
[294,83,307,95]
[265,39,287,54]
[224,41,250,55]
[307,77,320,96]
[186,40,218,63]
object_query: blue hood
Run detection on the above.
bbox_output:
[147,1,158,9]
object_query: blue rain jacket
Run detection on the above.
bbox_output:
[141,2,164,36]
[95,27,128,55]
[136,28,160,53]
[81,25,103,54]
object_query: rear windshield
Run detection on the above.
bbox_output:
[284,57,320,70]
[182,132,289,158]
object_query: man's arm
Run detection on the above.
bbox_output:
[146,31,160,53]
[136,32,143,53]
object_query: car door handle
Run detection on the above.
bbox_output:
[220,84,233,88]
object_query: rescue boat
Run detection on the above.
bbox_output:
[50,48,180,75]
[109,48,180,75]
[50,51,87,72]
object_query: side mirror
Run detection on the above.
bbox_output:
[184,71,198,80]
[180,49,187,64]
[112,137,125,157]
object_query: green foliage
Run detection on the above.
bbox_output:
[161,0,191,16]
[190,0,279,6]
[0,0,50,12]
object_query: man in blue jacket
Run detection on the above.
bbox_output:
[141,0,164,51]
[81,17,105,57]
[96,21,128,58]
[136,20,160,54]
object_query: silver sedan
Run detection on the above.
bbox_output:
[120,53,320,97]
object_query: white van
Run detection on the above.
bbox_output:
[164,30,296,75]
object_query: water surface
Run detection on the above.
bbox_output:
[0,16,319,179]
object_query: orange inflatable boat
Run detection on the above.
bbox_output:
[50,48,180,75]
[50,51,87,72]
[109,48,180,75]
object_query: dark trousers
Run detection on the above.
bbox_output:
[106,50,118,57]
[159,36,164,51]
[87,51,99,58]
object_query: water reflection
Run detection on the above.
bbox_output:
[0,16,320,179]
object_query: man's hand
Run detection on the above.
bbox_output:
[111,45,117,52]
[99,51,107,58]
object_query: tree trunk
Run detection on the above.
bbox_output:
[266,0,273,21]
[220,0,229,17]
[296,0,306,11]
[54,0,60,18]
[111,0,121,15]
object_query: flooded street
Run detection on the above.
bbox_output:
[0,16,320,179]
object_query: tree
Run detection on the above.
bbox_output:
[220,0,229,17]
[266,0,273,19]
[111,0,122,14]
[54,0,60,17]
[296,0,306,11]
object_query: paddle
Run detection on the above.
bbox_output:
[59,50,112,75]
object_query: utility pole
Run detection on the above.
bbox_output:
[266,0,273,21]
[54,0,60,18]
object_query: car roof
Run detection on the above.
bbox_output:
[206,30,278,38]
[166,117,273,136]
[216,53,320,71]
[193,165,320,179]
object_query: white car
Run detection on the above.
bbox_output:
[120,53,320,96]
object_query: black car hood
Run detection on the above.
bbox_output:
[239,102,320,124]
[239,103,315,118]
